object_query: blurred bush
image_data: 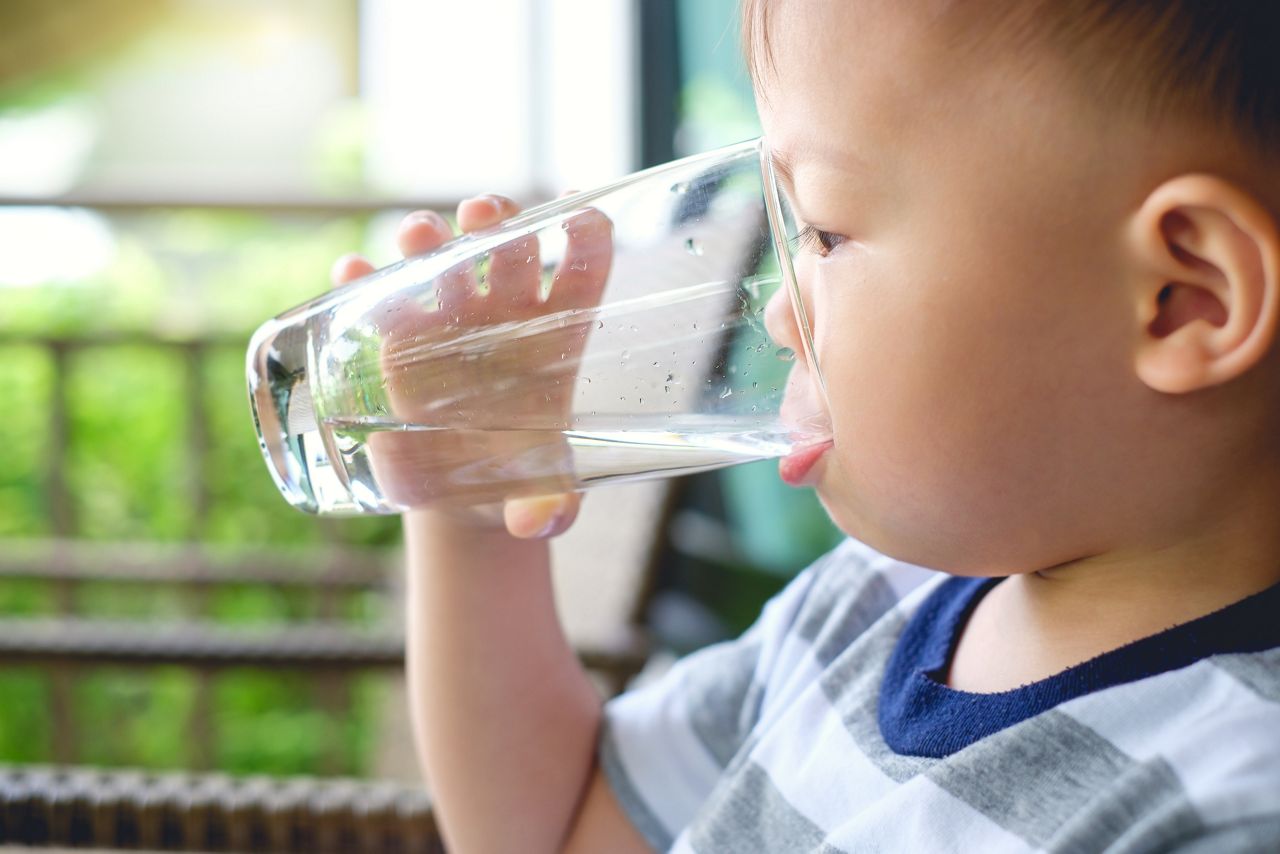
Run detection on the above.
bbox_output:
[0,210,399,776]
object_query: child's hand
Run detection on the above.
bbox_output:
[330,194,612,538]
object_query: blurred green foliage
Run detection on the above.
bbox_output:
[0,347,52,538]
[67,346,190,541]
[0,14,400,773]
[0,209,400,776]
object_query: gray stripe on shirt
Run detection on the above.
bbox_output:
[1159,814,1280,853]
[598,719,674,852]
[1045,757,1204,853]
[1212,648,1280,703]
[686,760,842,854]
[818,608,939,783]
[683,638,764,769]
[799,568,902,668]
[927,709,1198,849]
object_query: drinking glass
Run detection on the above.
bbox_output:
[246,138,830,515]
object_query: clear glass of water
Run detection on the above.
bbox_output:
[246,138,831,515]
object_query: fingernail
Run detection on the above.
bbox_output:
[535,510,565,538]
[407,210,446,229]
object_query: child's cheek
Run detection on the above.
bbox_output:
[813,255,1011,549]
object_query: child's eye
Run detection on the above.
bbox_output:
[794,224,846,257]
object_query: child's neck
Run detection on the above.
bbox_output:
[946,488,1280,694]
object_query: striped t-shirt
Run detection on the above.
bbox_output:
[600,538,1280,852]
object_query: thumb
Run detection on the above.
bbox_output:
[504,492,582,539]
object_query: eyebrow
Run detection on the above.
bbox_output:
[771,145,871,190]
[770,149,796,190]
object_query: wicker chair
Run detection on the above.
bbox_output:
[0,764,441,852]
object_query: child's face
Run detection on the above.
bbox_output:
[758,0,1162,574]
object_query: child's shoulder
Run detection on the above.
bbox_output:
[1055,645,1280,828]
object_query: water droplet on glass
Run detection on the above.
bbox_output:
[597,320,604,329]
[671,181,688,194]
[664,385,670,393]
[776,347,796,362]
[525,255,534,264]
[752,381,759,389]
[751,404,758,412]
[692,322,698,330]
[639,397,643,404]
[685,238,703,256]
[664,373,674,382]
[630,325,639,332]
[719,388,733,399]
[571,259,588,272]
[621,349,630,360]
[652,361,659,367]
[755,343,768,353]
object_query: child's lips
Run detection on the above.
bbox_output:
[777,363,833,486]
[779,439,834,486]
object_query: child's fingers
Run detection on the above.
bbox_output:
[545,208,613,312]
[456,193,543,310]
[457,194,521,233]
[503,492,582,539]
[331,253,376,288]
[487,232,543,310]
[396,210,455,259]
[393,209,473,312]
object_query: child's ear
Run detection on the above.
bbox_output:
[1127,174,1280,394]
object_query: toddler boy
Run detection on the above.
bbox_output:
[332,0,1280,850]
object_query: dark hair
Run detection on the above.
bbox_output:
[742,0,1280,153]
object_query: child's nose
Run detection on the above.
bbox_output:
[763,286,804,355]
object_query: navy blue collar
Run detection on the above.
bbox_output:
[878,574,1280,758]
